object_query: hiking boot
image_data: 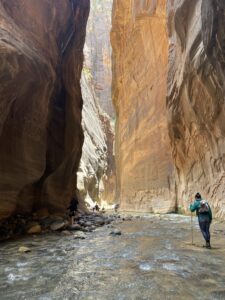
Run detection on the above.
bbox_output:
[206,241,211,249]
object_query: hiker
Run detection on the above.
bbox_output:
[190,192,212,248]
[68,196,79,225]
[94,203,100,212]
[92,203,100,212]
[114,203,119,213]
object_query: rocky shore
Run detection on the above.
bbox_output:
[0,212,130,242]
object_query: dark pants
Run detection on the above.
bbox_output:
[198,220,211,242]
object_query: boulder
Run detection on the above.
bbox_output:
[84,221,93,227]
[50,221,66,231]
[18,246,31,253]
[27,224,41,234]
[39,218,54,229]
[61,230,71,236]
[74,231,86,239]
[110,229,122,236]
[67,224,83,231]
[94,218,105,226]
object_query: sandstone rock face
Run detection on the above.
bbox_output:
[78,72,113,203]
[111,0,175,213]
[0,0,90,221]
[167,0,225,218]
[78,0,116,206]
[84,0,114,118]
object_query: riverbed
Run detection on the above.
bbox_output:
[0,214,225,299]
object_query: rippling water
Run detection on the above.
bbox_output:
[1,214,225,300]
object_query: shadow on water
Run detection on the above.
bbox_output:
[0,214,225,300]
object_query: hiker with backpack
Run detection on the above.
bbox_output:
[68,195,79,225]
[190,193,212,248]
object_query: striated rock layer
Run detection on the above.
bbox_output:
[84,0,114,118]
[78,0,116,206]
[111,0,175,212]
[78,72,115,204]
[0,0,90,221]
[167,0,225,218]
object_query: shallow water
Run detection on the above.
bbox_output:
[0,214,225,300]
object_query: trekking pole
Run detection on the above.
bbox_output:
[191,211,194,245]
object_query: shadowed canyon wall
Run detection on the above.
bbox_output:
[0,0,90,221]
[111,0,176,212]
[167,0,225,218]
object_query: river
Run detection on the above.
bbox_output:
[0,214,225,299]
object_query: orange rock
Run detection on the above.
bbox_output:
[111,0,176,213]
[167,0,225,218]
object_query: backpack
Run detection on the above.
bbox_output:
[198,200,209,213]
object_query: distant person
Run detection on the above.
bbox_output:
[68,196,79,225]
[190,193,212,248]
[92,203,100,212]
[114,203,119,213]
[95,203,100,212]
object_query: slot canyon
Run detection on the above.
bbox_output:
[1,0,225,299]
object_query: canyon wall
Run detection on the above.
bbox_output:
[0,0,90,221]
[167,0,225,218]
[2,0,225,220]
[111,0,175,212]
[78,0,116,206]
[78,72,115,204]
[84,0,114,118]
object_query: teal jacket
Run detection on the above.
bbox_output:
[190,199,212,222]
